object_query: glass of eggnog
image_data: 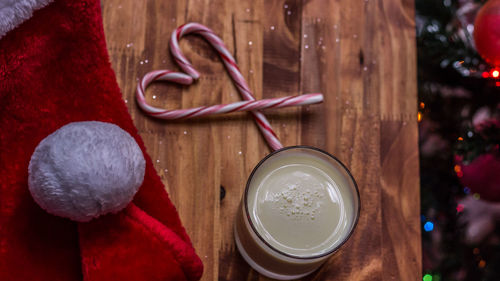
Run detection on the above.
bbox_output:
[234,146,360,280]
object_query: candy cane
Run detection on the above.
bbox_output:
[136,23,324,151]
[170,22,286,150]
[136,71,323,118]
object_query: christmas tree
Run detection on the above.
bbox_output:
[417,0,500,280]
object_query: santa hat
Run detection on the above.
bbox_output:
[0,0,203,280]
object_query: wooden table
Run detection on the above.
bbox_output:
[102,0,421,280]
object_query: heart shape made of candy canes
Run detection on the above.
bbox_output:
[136,22,323,151]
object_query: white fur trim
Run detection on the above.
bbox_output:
[0,0,54,39]
[28,121,146,222]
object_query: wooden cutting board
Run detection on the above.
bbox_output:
[101,0,421,280]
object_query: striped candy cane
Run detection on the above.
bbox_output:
[136,23,324,151]
[136,71,323,118]
[170,23,285,150]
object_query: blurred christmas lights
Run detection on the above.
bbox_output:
[424,221,434,232]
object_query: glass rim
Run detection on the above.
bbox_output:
[243,145,361,260]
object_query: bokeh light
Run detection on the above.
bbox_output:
[424,221,434,232]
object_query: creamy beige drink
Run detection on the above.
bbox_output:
[235,146,360,280]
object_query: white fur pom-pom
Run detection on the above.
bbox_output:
[28,121,146,222]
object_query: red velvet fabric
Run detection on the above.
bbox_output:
[0,0,203,280]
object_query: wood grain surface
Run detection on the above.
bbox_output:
[101,0,421,280]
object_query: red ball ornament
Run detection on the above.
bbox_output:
[456,119,500,202]
[459,153,500,202]
[474,0,500,66]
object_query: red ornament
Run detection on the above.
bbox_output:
[459,153,500,202]
[457,119,500,202]
[474,0,500,66]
